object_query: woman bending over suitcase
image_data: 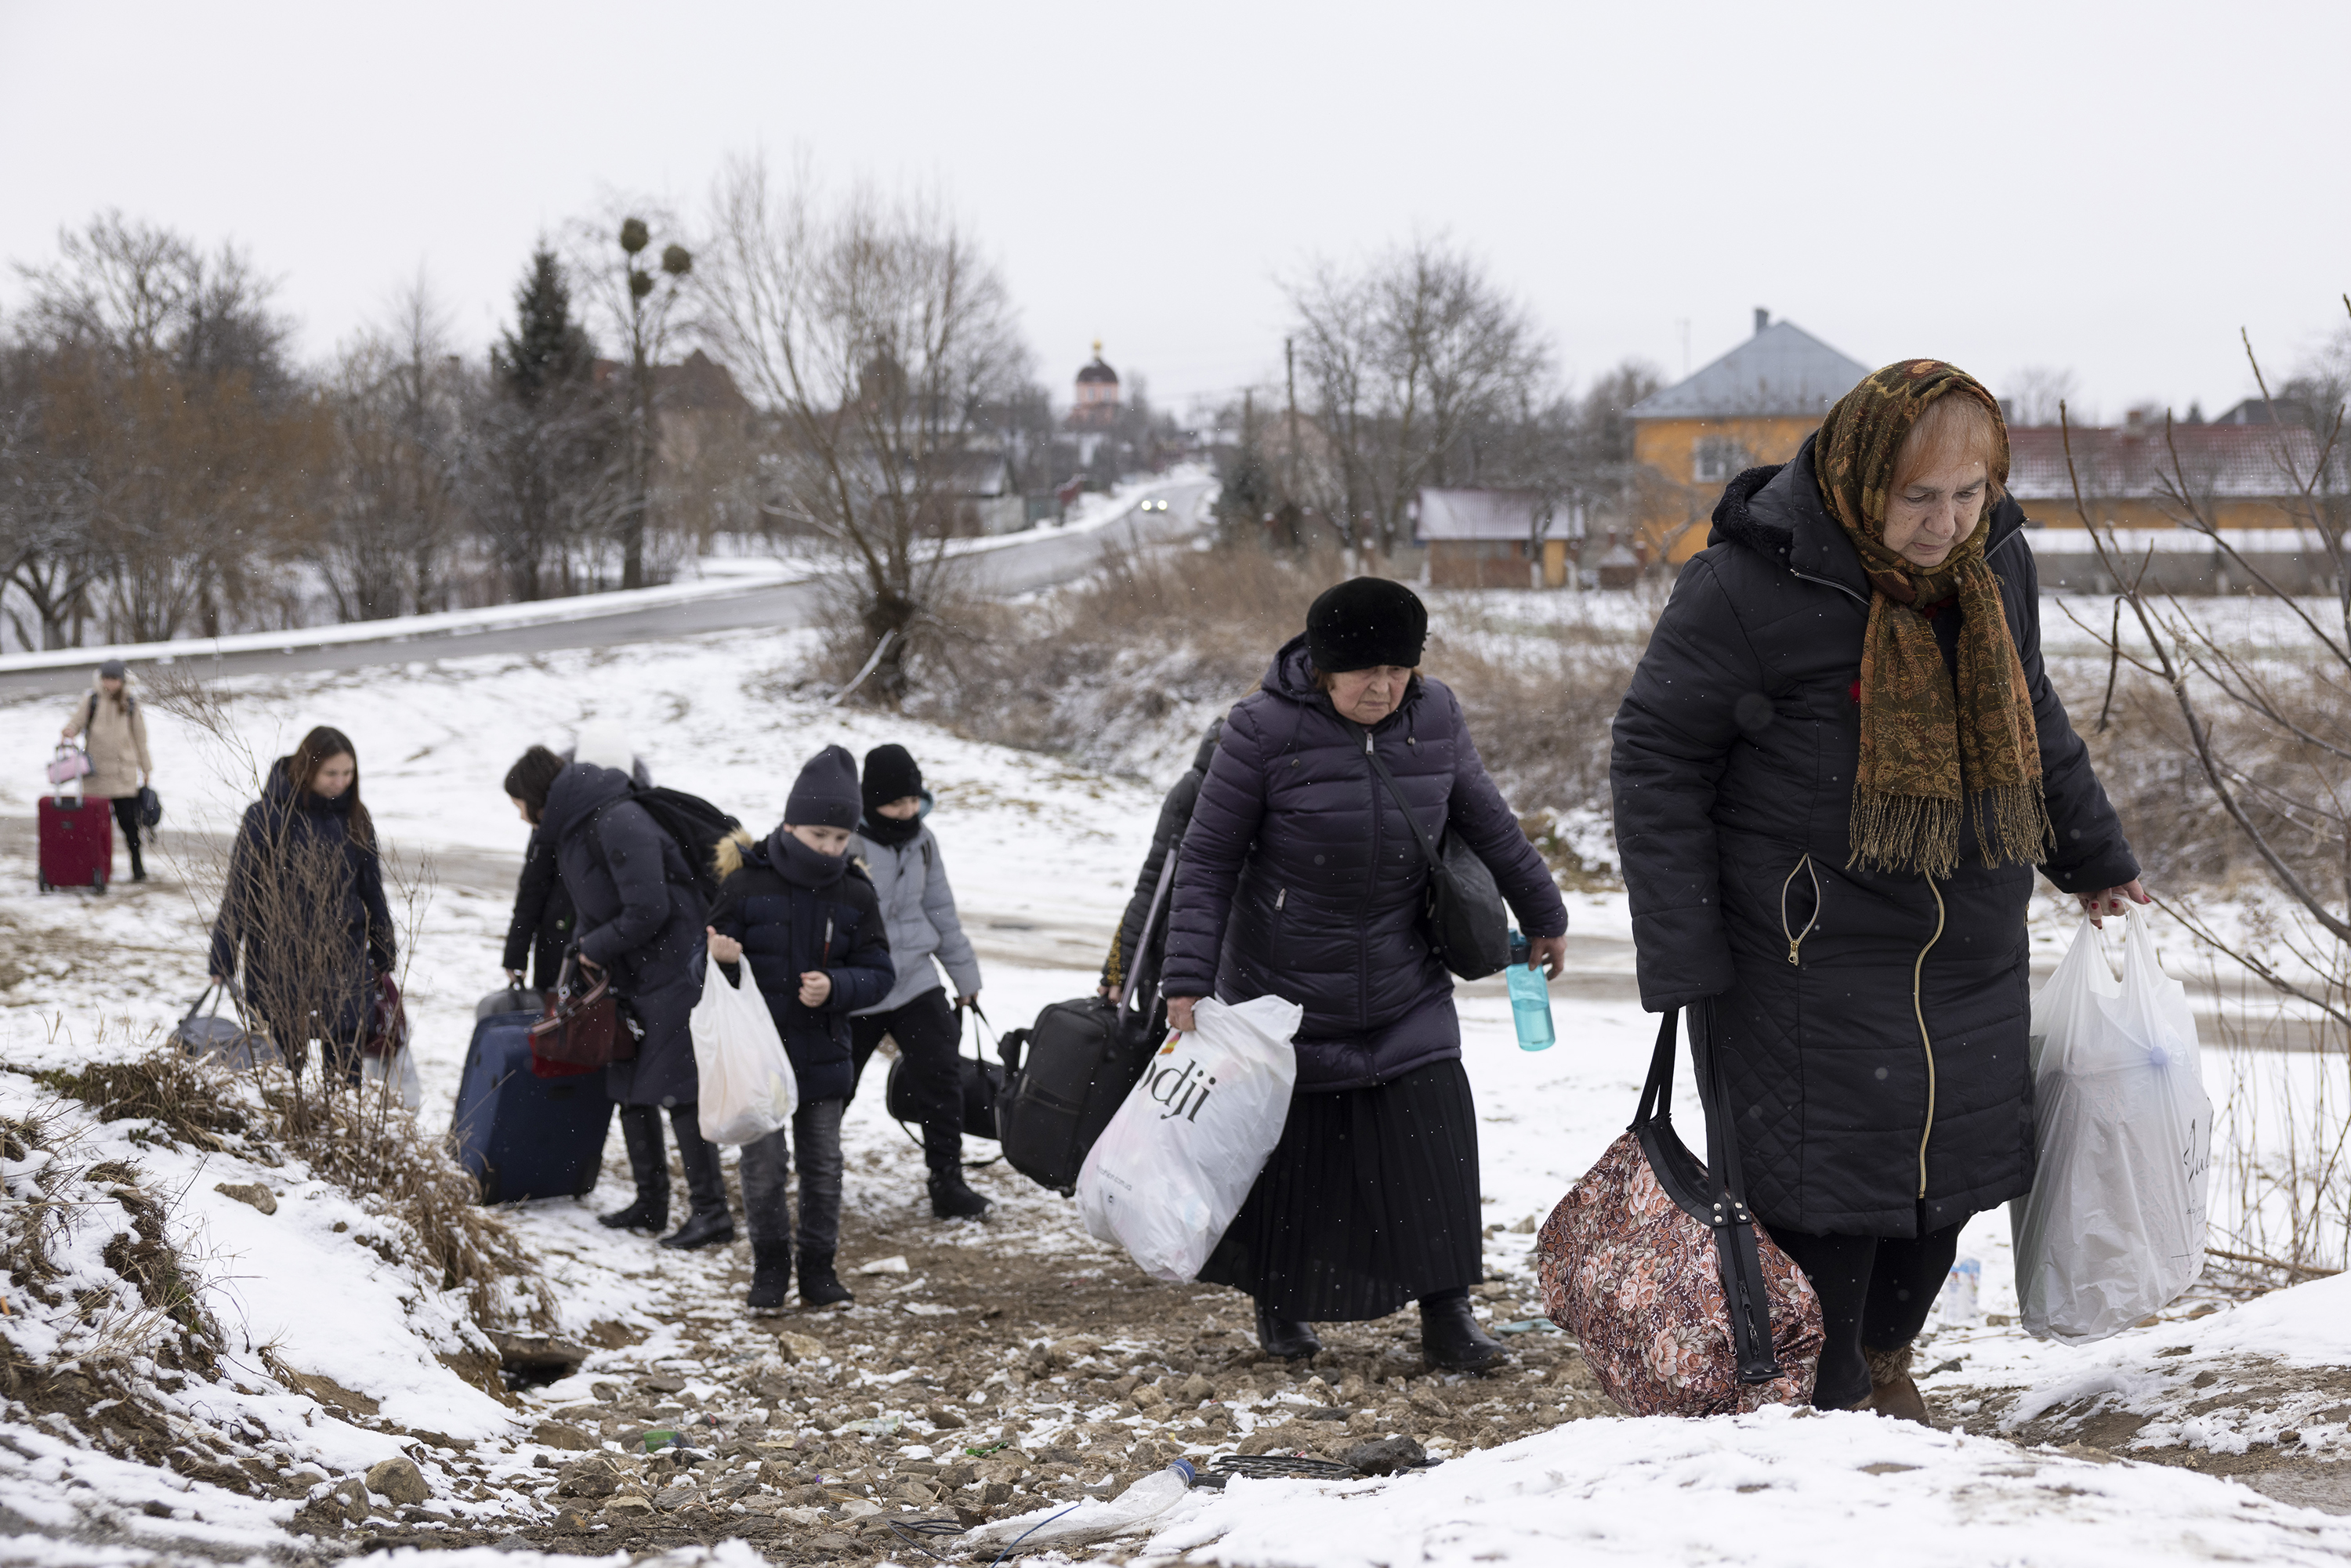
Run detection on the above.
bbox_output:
[506,745,721,1250]
[845,744,988,1221]
[208,726,395,1082]
[707,746,896,1310]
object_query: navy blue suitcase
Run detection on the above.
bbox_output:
[451,1011,614,1204]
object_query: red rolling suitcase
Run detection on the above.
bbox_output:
[38,792,113,893]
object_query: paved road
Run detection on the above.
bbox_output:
[0,481,1213,699]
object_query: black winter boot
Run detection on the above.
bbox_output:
[1255,1299,1321,1361]
[928,1168,990,1220]
[600,1106,669,1230]
[796,1251,853,1308]
[746,1244,792,1312]
[659,1109,735,1251]
[1419,1293,1503,1373]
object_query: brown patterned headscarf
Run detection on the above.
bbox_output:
[1813,360,2051,878]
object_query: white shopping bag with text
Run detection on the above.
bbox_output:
[2011,914,2211,1343]
[1076,994,1302,1282]
[690,958,798,1146]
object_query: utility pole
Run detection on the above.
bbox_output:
[1284,336,1300,508]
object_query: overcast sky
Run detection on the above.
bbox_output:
[4,1,2346,422]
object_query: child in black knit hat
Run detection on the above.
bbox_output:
[846,744,990,1220]
[707,745,896,1309]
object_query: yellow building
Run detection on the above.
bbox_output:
[1627,310,1867,564]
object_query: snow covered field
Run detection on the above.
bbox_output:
[4,628,2350,1564]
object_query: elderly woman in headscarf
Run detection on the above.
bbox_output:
[1610,360,2146,1421]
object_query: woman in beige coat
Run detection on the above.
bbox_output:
[60,659,154,882]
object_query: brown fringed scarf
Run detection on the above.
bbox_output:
[1813,360,2052,878]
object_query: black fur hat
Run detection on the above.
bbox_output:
[1306,577,1428,672]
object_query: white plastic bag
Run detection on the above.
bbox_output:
[1076,994,1302,1282]
[2011,914,2211,1342]
[361,1047,422,1111]
[690,958,798,1146]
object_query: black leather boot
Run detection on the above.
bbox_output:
[1255,1299,1321,1361]
[796,1251,853,1308]
[928,1167,990,1220]
[600,1106,669,1230]
[659,1108,735,1251]
[746,1244,792,1312]
[1419,1293,1504,1373]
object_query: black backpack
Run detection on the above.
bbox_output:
[597,785,740,906]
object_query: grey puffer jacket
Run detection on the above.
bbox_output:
[1165,636,1568,1092]
[847,798,981,1016]
[542,762,708,1109]
[1610,436,2138,1239]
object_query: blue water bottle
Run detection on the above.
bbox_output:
[1507,929,1554,1051]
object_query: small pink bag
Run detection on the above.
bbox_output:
[47,745,93,788]
[1535,1007,1824,1417]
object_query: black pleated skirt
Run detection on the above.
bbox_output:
[1198,1057,1483,1322]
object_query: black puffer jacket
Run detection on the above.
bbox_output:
[708,831,895,1104]
[208,760,395,1048]
[1610,437,2138,1237]
[1165,636,1567,1092]
[1100,720,1223,997]
[501,827,573,990]
[542,762,708,1109]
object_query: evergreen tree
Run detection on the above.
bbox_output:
[494,248,596,406]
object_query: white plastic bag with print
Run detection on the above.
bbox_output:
[690,958,798,1146]
[2011,914,2212,1344]
[1076,994,1302,1282]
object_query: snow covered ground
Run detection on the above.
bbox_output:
[4,627,2350,1564]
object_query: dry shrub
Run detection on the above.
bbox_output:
[906,541,1342,777]
[35,1054,250,1149]
[2070,661,2348,893]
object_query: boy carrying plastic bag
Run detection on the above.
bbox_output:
[2012,911,2212,1342]
[1078,995,1302,1282]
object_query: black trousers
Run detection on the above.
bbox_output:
[109,795,144,875]
[849,988,965,1173]
[1771,1209,1969,1410]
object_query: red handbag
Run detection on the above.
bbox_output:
[1535,1006,1824,1417]
[528,954,639,1079]
[362,972,409,1060]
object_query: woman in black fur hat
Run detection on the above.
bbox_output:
[1162,578,1569,1371]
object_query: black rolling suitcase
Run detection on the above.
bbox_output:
[451,1006,614,1204]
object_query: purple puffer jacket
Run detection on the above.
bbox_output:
[1163,636,1568,1092]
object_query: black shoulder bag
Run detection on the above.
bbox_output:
[1362,738,1512,981]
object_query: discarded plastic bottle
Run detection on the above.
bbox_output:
[1508,930,1555,1052]
[1099,1458,1196,1525]
[975,1460,1198,1553]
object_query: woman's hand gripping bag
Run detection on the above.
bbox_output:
[1075,994,1302,1282]
[2011,914,2212,1343]
[690,958,799,1146]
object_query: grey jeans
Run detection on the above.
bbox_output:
[738,1098,846,1256]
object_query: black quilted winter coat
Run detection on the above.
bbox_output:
[1164,636,1568,1092]
[542,762,708,1109]
[707,831,895,1105]
[1610,438,2138,1238]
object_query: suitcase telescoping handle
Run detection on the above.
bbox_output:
[1120,845,1181,1015]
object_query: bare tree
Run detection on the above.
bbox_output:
[568,204,696,588]
[701,153,1029,702]
[2066,298,2351,1280]
[2003,364,2081,425]
[317,276,465,619]
[1286,237,1550,555]
[9,213,323,643]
